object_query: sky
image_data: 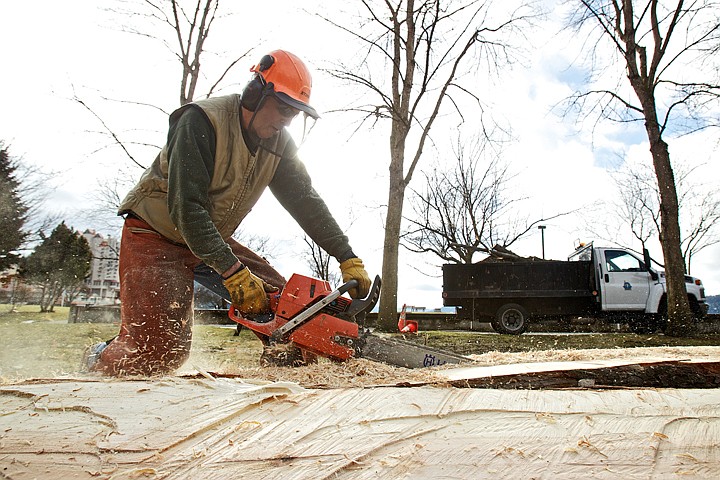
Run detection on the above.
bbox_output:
[1,0,719,309]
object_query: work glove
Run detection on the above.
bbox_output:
[339,257,371,299]
[223,266,279,314]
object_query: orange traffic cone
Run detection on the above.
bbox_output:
[397,304,418,333]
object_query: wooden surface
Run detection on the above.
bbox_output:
[2,359,720,479]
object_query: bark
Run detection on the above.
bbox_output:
[450,359,720,389]
[378,144,408,329]
[620,0,694,335]
[377,0,414,331]
[646,129,694,335]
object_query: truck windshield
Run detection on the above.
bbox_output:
[604,250,645,272]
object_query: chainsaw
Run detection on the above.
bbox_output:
[228,273,469,369]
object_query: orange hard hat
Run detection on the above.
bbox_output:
[250,50,319,119]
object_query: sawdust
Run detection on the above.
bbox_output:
[464,345,720,366]
[181,346,720,389]
[188,357,448,388]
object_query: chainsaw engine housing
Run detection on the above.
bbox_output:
[229,274,361,361]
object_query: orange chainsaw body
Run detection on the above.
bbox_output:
[228,274,360,361]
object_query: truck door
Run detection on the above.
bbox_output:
[599,249,651,311]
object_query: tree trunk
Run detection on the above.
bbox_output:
[378,197,403,330]
[639,101,694,336]
[649,139,694,336]
[377,128,409,331]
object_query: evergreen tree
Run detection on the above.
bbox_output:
[20,222,92,312]
[0,142,29,270]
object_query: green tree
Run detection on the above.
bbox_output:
[20,222,92,312]
[0,142,29,270]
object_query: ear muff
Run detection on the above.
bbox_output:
[257,54,275,72]
[241,75,265,111]
[241,54,276,111]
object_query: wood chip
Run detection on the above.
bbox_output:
[178,346,720,389]
[189,357,446,388]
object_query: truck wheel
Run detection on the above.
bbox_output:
[492,304,529,335]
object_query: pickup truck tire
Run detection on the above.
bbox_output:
[492,303,529,335]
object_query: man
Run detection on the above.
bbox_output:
[85,50,371,376]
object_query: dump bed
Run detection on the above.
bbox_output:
[442,259,596,304]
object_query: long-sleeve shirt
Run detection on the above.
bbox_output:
[164,105,354,273]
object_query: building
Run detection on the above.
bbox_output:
[80,230,120,305]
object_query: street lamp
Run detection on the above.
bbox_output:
[538,225,546,259]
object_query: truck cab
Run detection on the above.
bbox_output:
[571,244,708,332]
[596,248,656,311]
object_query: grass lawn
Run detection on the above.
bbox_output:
[0,304,263,381]
[407,329,720,356]
[1,304,718,381]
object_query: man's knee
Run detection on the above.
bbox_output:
[94,333,192,376]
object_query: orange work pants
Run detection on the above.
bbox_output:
[93,216,286,376]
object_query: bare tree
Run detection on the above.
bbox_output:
[78,0,255,197]
[404,134,570,264]
[601,161,720,275]
[231,231,280,264]
[302,235,342,286]
[599,164,661,251]
[1,275,32,312]
[563,0,720,336]
[682,187,720,275]
[321,0,537,330]
[64,0,261,246]
[108,0,252,106]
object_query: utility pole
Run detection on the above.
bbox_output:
[538,225,546,259]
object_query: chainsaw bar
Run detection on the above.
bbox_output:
[229,273,469,369]
[358,332,470,369]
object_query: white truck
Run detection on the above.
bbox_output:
[442,243,709,334]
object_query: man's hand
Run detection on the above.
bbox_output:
[223,266,279,314]
[339,257,371,299]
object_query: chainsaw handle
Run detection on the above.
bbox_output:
[337,279,359,296]
[227,291,280,323]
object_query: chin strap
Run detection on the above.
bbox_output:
[245,93,269,138]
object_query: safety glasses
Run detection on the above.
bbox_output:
[276,102,300,119]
